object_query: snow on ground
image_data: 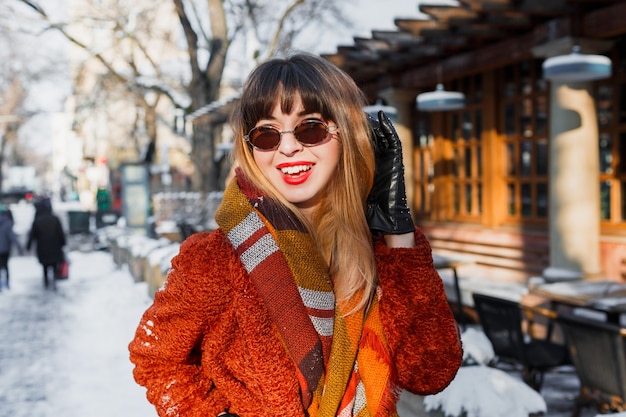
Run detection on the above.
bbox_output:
[0,250,157,417]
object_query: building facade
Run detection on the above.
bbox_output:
[324,1,626,284]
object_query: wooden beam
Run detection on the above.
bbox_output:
[582,1,626,38]
[388,1,626,90]
[398,18,570,89]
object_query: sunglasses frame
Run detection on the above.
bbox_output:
[244,118,338,151]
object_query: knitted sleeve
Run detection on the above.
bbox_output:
[128,232,232,417]
[375,227,463,395]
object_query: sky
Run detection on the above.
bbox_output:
[311,0,429,54]
[327,0,460,50]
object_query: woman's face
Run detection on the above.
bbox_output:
[251,97,341,214]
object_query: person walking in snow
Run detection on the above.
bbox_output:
[0,209,23,290]
[26,199,66,288]
[129,52,462,417]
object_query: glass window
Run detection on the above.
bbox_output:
[619,133,626,175]
[453,148,461,177]
[508,184,516,215]
[465,147,472,178]
[601,181,611,220]
[504,65,515,98]
[520,141,532,176]
[505,103,516,137]
[597,84,612,127]
[536,139,548,176]
[474,73,483,104]
[535,60,548,93]
[499,59,549,225]
[599,133,613,174]
[451,114,460,142]
[520,60,532,95]
[462,112,472,141]
[521,99,533,138]
[521,183,532,217]
[535,96,547,136]
[507,142,516,176]
[537,183,548,218]
[433,73,484,221]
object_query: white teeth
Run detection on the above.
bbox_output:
[280,165,311,175]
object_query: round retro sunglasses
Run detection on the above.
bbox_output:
[244,118,338,151]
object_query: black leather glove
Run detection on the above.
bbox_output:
[366,110,415,235]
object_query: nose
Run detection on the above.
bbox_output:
[277,129,303,154]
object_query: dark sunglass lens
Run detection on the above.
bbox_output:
[295,121,328,145]
[251,127,281,150]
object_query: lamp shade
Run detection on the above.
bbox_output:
[543,45,612,82]
[364,102,398,121]
[416,83,466,112]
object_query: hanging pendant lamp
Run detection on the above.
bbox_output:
[364,100,398,121]
[416,83,466,112]
[543,44,612,82]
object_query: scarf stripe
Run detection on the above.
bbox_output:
[299,287,335,337]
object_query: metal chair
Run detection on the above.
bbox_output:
[557,312,626,417]
[472,292,570,391]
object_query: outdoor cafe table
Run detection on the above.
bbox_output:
[527,280,626,324]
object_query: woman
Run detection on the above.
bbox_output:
[129,52,462,417]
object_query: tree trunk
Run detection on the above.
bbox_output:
[190,122,218,191]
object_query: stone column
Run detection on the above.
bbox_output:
[544,81,602,281]
[532,37,611,282]
[378,88,417,211]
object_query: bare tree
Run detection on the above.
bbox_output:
[0,1,66,192]
[18,1,186,173]
[175,0,350,191]
[16,0,354,192]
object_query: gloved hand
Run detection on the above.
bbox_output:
[366,110,415,235]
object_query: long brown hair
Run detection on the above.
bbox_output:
[230,52,376,312]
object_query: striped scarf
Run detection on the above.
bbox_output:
[215,172,399,417]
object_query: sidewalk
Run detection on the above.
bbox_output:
[0,251,156,417]
[0,247,602,417]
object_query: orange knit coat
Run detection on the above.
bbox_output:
[128,228,462,417]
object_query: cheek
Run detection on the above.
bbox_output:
[252,151,275,176]
[252,150,272,165]
[318,141,342,169]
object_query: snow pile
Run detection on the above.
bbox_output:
[423,326,546,417]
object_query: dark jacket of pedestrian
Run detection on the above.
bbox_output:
[26,202,66,265]
[0,210,22,255]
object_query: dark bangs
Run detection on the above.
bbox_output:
[240,58,333,132]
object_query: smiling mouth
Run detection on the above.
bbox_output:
[280,164,312,175]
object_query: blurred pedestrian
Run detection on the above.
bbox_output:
[0,209,23,290]
[26,199,67,288]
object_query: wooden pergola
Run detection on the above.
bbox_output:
[322,0,626,283]
[322,0,626,101]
